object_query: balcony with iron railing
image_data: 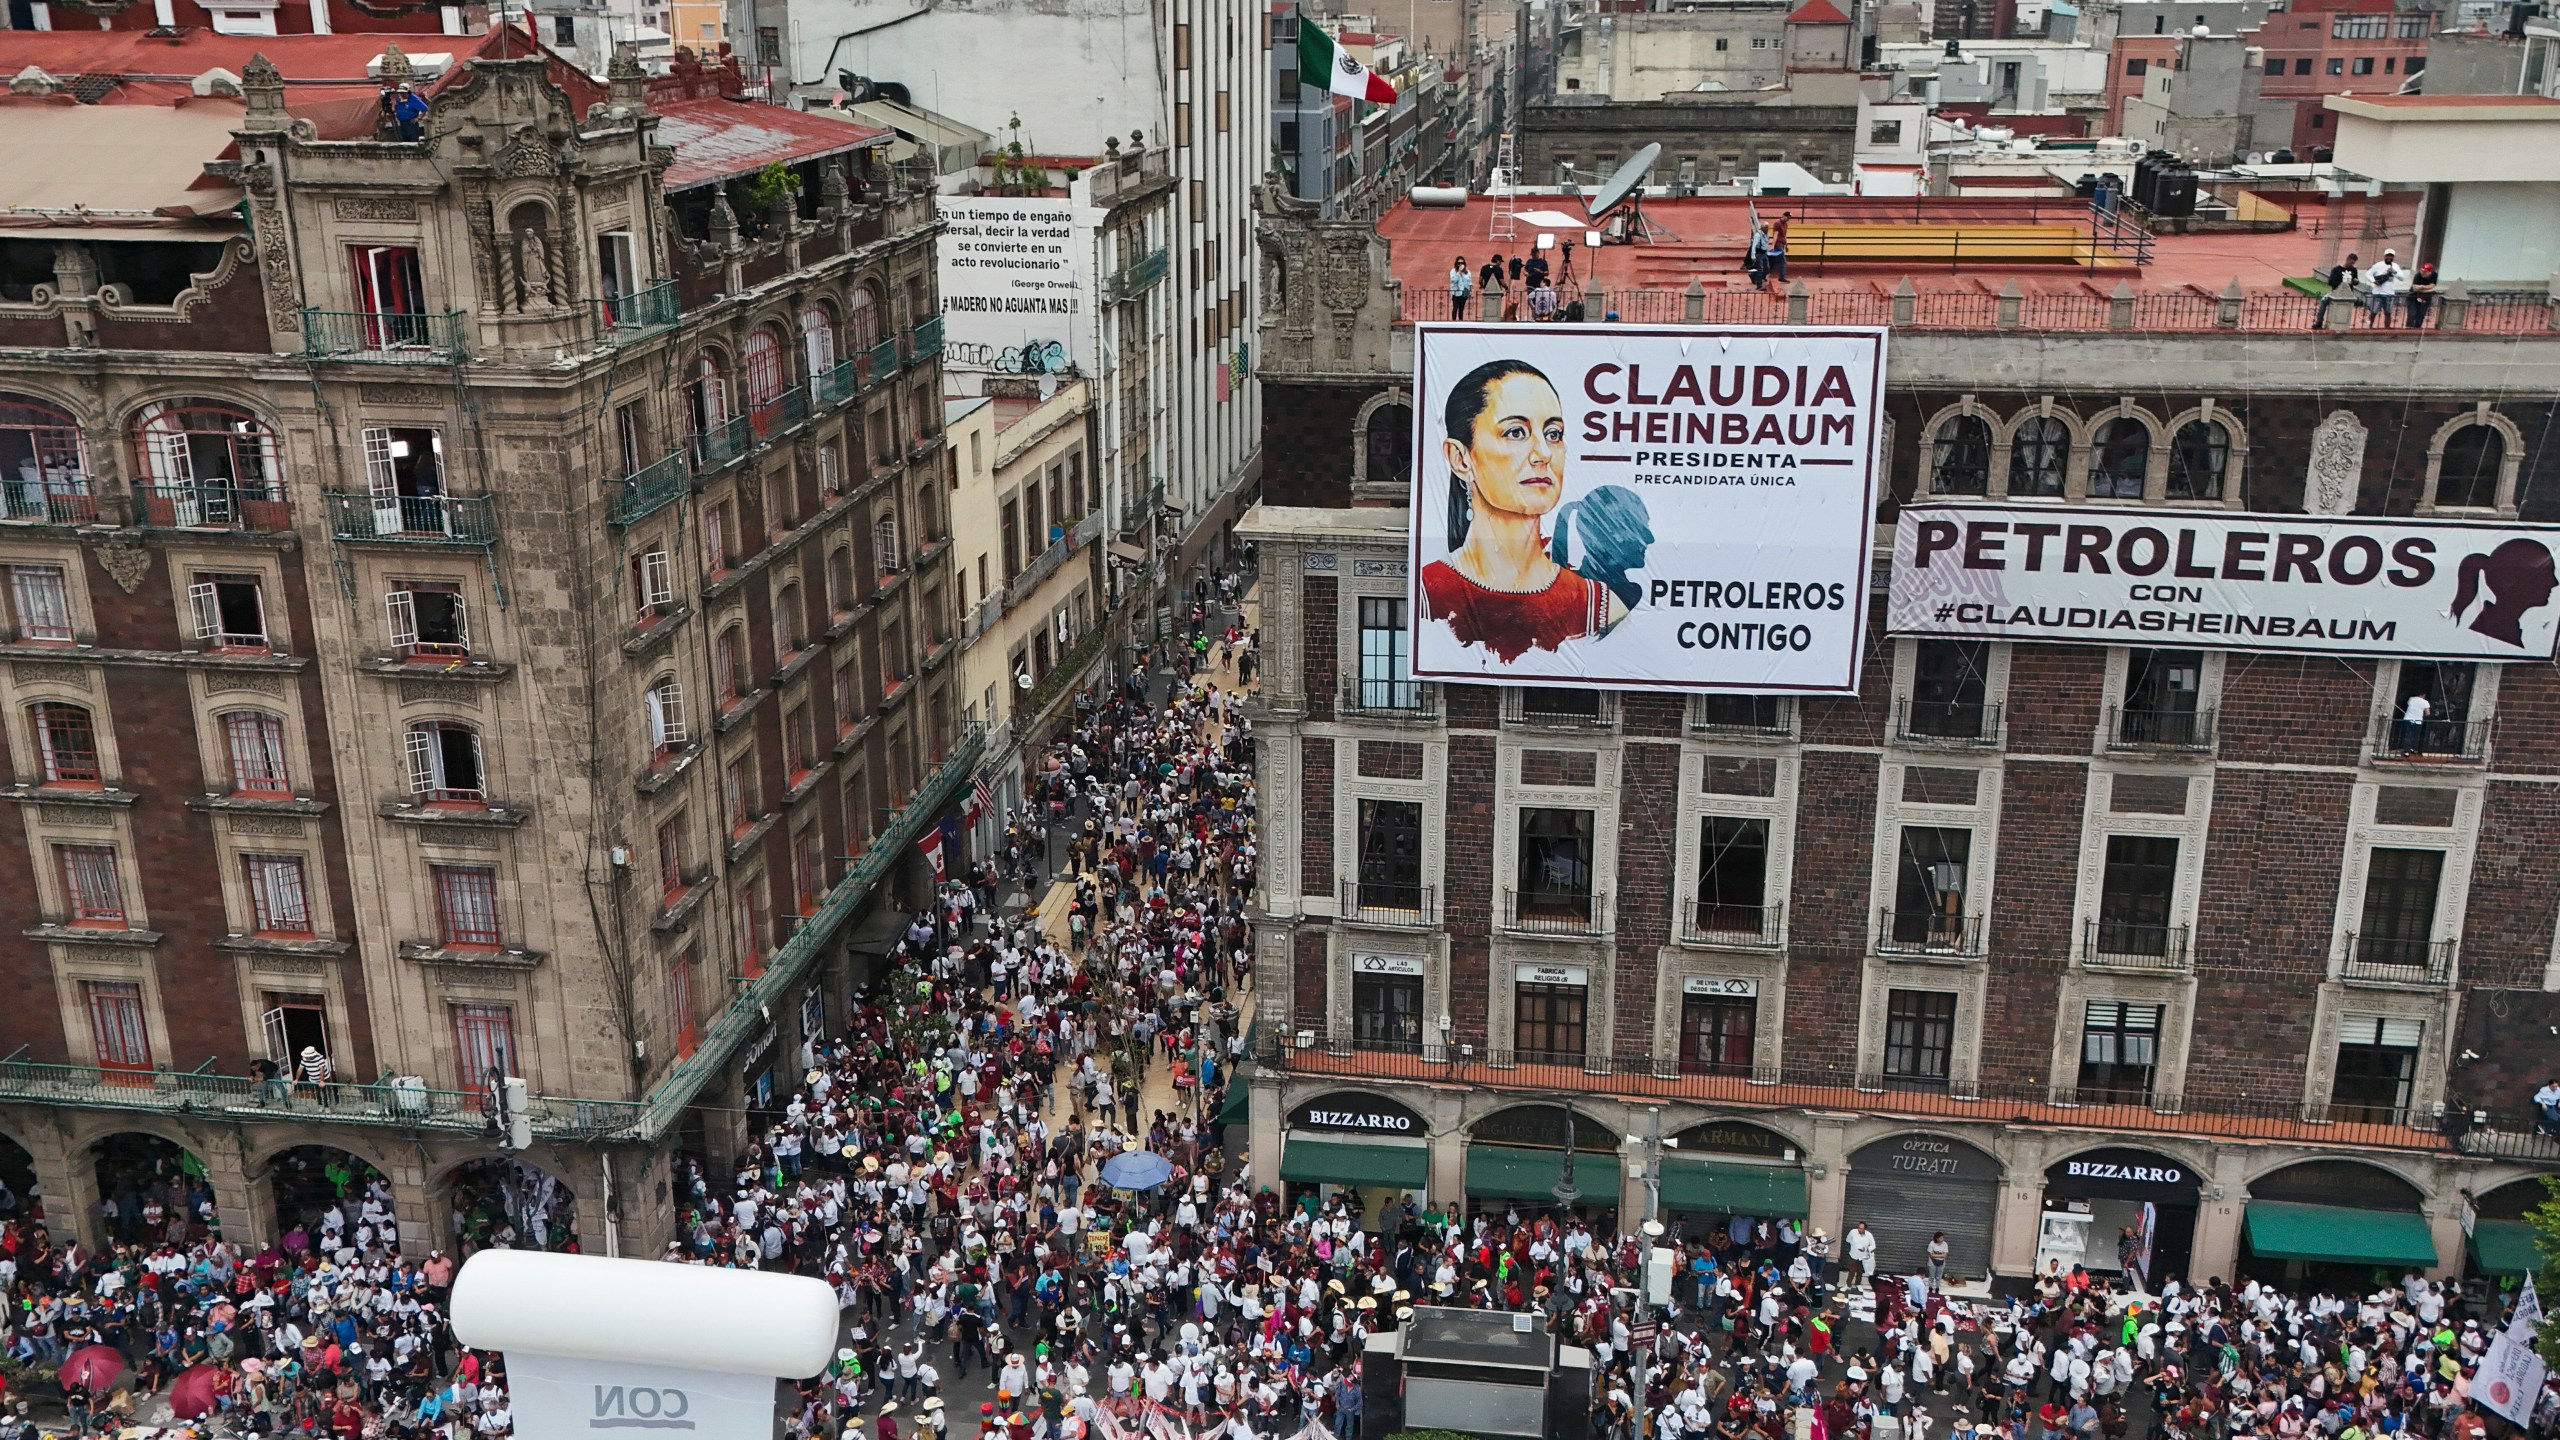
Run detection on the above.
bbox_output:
[596,279,681,335]
[0,475,99,524]
[744,387,812,444]
[135,482,289,532]
[865,338,902,388]
[300,308,469,363]
[691,415,754,473]
[2108,705,2215,752]
[1502,887,1610,935]
[2341,933,2455,986]
[1894,698,2003,746]
[608,451,692,528]
[2373,715,2491,765]
[0,1048,639,1139]
[324,491,498,544]
[1338,879,1438,928]
[1501,688,1617,729]
[904,315,944,364]
[1102,247,1170,302]
[1687,699,1793,741]
[1339,677,1439,721]
[2080,917,2193,971]
[1681,900,1783,949]
[1877,907,1984,958]
[1119,479,1166,536]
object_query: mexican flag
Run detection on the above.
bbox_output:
[1299,23,1398,102]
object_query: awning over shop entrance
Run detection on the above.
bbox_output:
[1214,1063,1253,1127]
[2244,1201,2438,1269]
[1465,1144,1624,1202]
[1658,1160,1809,1218]
[1281,1138,1428,1189]
[2467,1219,2542,1276]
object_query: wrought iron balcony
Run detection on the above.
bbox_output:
[1501,687,1616,728]
[135,482,288,532]
[2341,934,2455,985]
[608,451,691,528]
[2109,705,2215,751]
[596,279,680,334]
[0,475,97,524]
[1339,677,1439,720]
[1681,900,1783,948]
[1895,698,2002,745]
[691,415,754,472]
[1877,907,1984,957]
[1339,879,1438,928]
[1688,696,1793,740]
[1502,887,1610,935]
[2373,716,2490,764]
[0,1050,637,1139]
[865,338,901,387]
[745,387,811,443]
[2080,917,2192,970]
[904,315,944,364]
[300,308,468,363]
[324,491,498,544]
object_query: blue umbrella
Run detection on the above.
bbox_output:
[1099,1149,1176,1191]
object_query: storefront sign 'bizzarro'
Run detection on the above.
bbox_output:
[1891,504,2560,660]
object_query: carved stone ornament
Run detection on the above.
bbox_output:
[227,814,308,838]
[334,197,419,222]
[1317,238,1371,311]
[2304,411,2367,517]
[493,139,562,179]
[89,533,152,594]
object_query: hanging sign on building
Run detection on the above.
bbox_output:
[1407,323,1885,695]
[1890,503,2560,660]
[937,197,1098,378]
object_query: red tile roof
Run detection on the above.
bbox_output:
[654,96,890,191]
[1788,0,1852,23]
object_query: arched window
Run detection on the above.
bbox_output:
[1363,403,1413,489]
[132,399,280,528]
[874,513,902,576]
[774,581,807,657]
[0,397,91,523]
[715,626,747,702]
[1930,414,1992,496]
[403,721,484,804]
[2089,417,2150,499]
[685,352,730,439]
[2167,419,2231,501]
[741,325,789,410]
[30,702,100,785]
[219,710,289,795]
[827,546,855,616]
[848,284,883,352]
[644,676,687,756]
[2437,424,2505,510]
[2009,414,2067,497]
[800,304,837,392]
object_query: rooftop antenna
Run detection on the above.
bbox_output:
[1586,141,1670,244]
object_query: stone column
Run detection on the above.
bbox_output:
[1427,1091,1468,1214]
[1989,1132,2047,1280]
[1803,1116,1851,1240]
[1247,1067,1285,1199]
[2187,1146,2249,1283]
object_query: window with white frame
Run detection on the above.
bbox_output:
[385,580,468,659]
[243,853,314,936]
[630,549,674,621]
[1354,596,1416,709]
[85,981,151,1070]
[221,710,290,795]
[2329,1014,2421,1122]
[6,563,73,642]
[2075,999,2160,1101]
[404,721,484,803]
[56,843,127,925]
[33,702,101,785]
[644,676,688,757]
[186,573,268,650]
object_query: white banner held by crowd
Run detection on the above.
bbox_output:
[1407,323,1885,694]
[2476,1273,2547,1429]
[1890,504,2560,660]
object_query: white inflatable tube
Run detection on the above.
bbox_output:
[449,1250,839,1377]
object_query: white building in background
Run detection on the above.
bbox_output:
[759,0,1269,573]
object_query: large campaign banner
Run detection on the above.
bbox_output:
[1407,323,1885,694]
[1890,503,2560,660]
[936,197,1097,379]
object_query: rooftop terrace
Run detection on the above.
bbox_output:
[1381,192,2557,334]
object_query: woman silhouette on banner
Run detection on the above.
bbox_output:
[2449,536,2560,648]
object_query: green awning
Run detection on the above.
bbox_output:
[1213,1065,1253,1126]
[1281,1138,1428,1189]
[1465,1144,1624,1202]
[1658,1160,1808,1218]
[2468,1219,2544,1276]
[2245,1201,2438,1269]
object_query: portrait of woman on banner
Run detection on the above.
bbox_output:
[1420,357,1654,662]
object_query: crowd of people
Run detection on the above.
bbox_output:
[0,565,2548,1440]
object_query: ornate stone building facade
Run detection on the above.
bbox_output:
[0,33,965,1251]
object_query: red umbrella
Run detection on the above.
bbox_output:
[169,1365,222,1420]
[58,1344,124,1392]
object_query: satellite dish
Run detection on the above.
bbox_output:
[1585,142,1662,220]
[1015,670,1034,691]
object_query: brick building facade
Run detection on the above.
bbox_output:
[1240,197,2560,1288]
[0,34,966,1252]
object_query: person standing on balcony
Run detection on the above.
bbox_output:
[2404,262,2438,329]
[2365,250,2405,327]
[2320,252,2361,328]
[1448,256,1473,320]
[2397,688,2431,754]
[1480,253,1507,318]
